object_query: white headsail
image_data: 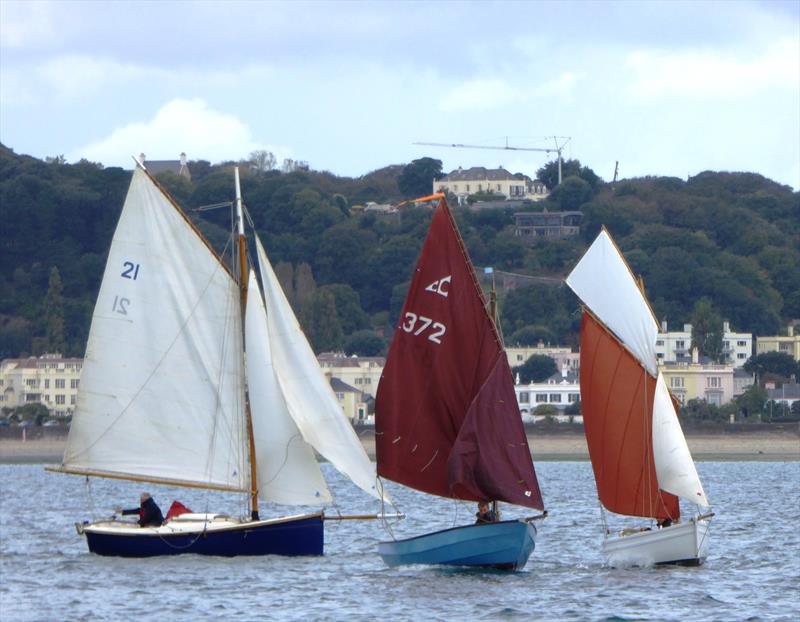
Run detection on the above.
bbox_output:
[63,167,248,491]
[565,229,659,375]
[652,373,710,507]
[245,271,332,504]
[254,235,387,501]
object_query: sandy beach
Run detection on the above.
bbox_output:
[4,428,797,464]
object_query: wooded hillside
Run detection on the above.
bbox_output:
[1,144,797,358]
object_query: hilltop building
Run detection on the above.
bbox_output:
[433,166,547,205]
[0,354,83,418]
[138,152,191,180]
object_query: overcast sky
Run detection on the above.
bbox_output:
[1,0,798,188]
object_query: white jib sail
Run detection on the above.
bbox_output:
[652,373,710,507]
[245,271,332,504]
[566,229,659,375]
[63,167,248,491]
[254,235,387,501]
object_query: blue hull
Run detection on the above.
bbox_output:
[378,520,536,570]
[84,515,323,557]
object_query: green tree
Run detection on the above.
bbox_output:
[548,176,592,210]
[398,157,443,197]
[744,351,798,383]
[343,330,386,356]
[735,385,767,420]
[43,266,66,353]
[536,158,600,191]
[513,354,557,383]
[319,284,370,335]
[508,325,555,346]
[300,289,343,352]
[294,262,317,307]
[690,298,723,362]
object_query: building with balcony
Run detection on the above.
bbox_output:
[0,353,83,417]
[433,166,547,205]
[655,321,752,368]
[756,324,800,362]
[513,210,582,240]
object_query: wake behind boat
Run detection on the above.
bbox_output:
[48,161,387,557]
[566,228,712,566]
[375,195,545,571]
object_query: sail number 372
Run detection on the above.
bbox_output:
[401,312,446,344]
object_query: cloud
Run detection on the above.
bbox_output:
[69,99,265,167]
[625,37,799,99]
[438,78,523,112]
[0,1,59,49]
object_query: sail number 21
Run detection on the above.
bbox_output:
[401,312,446,344]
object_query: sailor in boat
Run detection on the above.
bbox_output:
[115,492,164,527]
[475,501,498,524]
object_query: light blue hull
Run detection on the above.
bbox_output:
[378,520,536,570]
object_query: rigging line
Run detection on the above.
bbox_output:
[70,234,237,467]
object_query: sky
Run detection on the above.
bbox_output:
[1,0,798,189]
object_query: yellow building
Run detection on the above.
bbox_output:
[659,349,735,406]
[756,324,800,362]
[317,352,384,398]
[329,377,371,424]
[506,343,578,374]
[0,353,83,417]
[433,166,547,205]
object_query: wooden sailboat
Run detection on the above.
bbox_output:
[565,229,713,566]
[48,161,386,557]
[375,196,545,570]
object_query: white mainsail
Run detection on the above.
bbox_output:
[565,229,659,376]
[63,167,248,491]
[254,235,386,501]
[652,373,710,507]
[245,271,332,504]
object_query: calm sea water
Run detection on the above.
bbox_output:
[1,460,798,622]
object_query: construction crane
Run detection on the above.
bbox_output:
[413,136,572,185]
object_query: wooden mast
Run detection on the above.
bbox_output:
[235,167,260,521]
[488,268,500,521]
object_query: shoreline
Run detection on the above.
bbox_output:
[3,431,797,465]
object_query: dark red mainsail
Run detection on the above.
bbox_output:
[375,199,543,510]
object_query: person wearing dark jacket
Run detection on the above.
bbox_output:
[475,501,497,524]
[118,492,164,527]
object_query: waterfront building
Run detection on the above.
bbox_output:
[0,353,83,418]
[316,352,384,399]
[658,348,735,406]
[329,377,372,424]
[515,364,582,423]
[656,321,752,369]
[756,324,800,362]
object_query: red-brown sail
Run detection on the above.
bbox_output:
[375,199,543,510]
[580,311,679,520]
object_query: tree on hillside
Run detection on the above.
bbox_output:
[537,158,600,191]
[300,289,343,353]
[398,157,443,197]
[343,330,386,356]
[690,298,723,362]
[43,266,66,354]
[548,176,593,210]
[249,149,277,172]
[513,354,557,383]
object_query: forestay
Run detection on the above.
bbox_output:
[62,167,249,491]
[253,235,385,501]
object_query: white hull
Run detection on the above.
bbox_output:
[602,517,710,567]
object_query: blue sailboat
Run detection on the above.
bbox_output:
[375,195,546,570]
[49,162,386,557]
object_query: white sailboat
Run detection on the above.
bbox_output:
[566,229,713,566]
[48,161,386,557]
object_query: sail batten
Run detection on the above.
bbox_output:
[376,199,543,510]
